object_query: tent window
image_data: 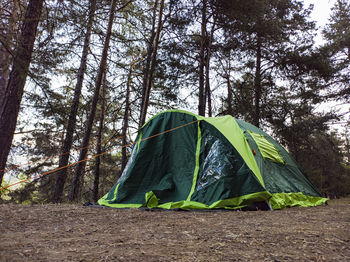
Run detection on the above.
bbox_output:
[249,132,285,164]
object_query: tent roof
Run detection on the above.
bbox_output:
[144,110,264,186]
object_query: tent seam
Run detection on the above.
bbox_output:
[186,120,201,201]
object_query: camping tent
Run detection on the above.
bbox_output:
[98,110,327,210]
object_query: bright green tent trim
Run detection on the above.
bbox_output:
[145,191,159,207]
[97,185,141,208]
[98,192,108,203]
[148,190,271,210]
[186,121,202,201]
[151,191,271,210]
[97,201,144,208]
[249,131,285,164]
[97,183,120,206]
[155,200,246,210]
[99,191,328,210]
[137,131,142,152]
[269,192,328,209]
[100,190,271,210]
[203,115,265,188]
[111,183,120,202]
[209,191,271,209]
[157,200,208,209]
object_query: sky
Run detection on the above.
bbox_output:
[304,0,336,26]
[303,0,337,44]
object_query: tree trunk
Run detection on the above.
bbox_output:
[0,0,44,186]
[205,15,215,117]
[53,0,97,203]
[139,0,158,128]
[68,0,118,201]
[0,0,20,109]
[139,0,164,127]
[205,54,212,117]
[225,74,233,116]
[253,36,262,127]
[198,0,207,116]
[346,135,350,166]
[93,70,107,203]
[223,53,233,116]
[121,62,135,172]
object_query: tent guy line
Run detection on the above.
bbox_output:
[2,117,199,174]
[0,119,199,192]
[0,134,124,174]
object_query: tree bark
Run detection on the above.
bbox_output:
[346,135,350,166]
[121,62,135,172]
[205,55,212,117]
[53,0,97,203]
[0,0,44,186]
[198,0,207,116]
[139,0,158,128]
[68,0,118,201]
[93,70,107,203]
[225,73,233,116]
[139,0,164,127]
[0,0,20,109]
[253,36,262,127]
[205,15,216,117]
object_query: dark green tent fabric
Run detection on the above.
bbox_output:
[98,110,327,210]
[101,112,198,206]
[235,119,322,197]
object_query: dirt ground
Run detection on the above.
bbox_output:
[0,198,349,262]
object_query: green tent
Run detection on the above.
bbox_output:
[98,110,327,210]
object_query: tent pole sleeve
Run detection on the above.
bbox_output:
[186,121,201,201]
[137,131,142,152]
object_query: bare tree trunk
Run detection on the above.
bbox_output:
[121,92,130,173]
[0,0,20,109]
[93,70,107,203]
[139,0,158,128]
[346,135,350,166]
[226,74,233,115]
[53,0,97,203]
[0,0,44,186]
[68,0,118,202]
[198,0,207,116]
[204,14,216,117]
[254,36,262,127]
[205,54,212,117]
[139,0,165,127]
[121,63,134,172]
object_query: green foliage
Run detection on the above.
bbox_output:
[297,132,350,198]
[0,180,12,202]
[322,0,350,100]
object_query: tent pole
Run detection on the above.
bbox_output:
[266,200,273,211]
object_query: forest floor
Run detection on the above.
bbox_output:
[0,198,349,262]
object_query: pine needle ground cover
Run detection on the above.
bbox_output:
[0,198,349,261]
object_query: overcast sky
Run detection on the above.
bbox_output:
[302,0,336,44]
[304,0,336,27]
